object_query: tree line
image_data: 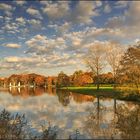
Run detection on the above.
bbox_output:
[0,71,115,88]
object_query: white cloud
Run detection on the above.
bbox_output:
[0,3,12,11]
[0,51,81,71]
[106,16,125,28]
[5,11,12,17]
[69,1,99,24]
[25,35,57,55]
[4,17,12,23]
[27,19,41,26]
[106,1,140,38]
[23,34,87,70]
[57,22,71,33]
[104,4,111,13]
[42,1,70,20]
[5,56,41,63]
[115,1,129,8]
[0,55,45,71]
[65,26,124,46]
[25,35,47,48]
[5,56,20,63]
[25,35,66,56]
[0,3,14,16]
[48,22,71,35]
[15,1,26,6]
[135,38,140,43]
[72,38,82,46]
[42,1,101,24]
[0,16,3,19]
[124,1,140,24]
[2,23,19,33]
[40,1,48,5]
[95,1,102,7]
[16,17,26,26]
[27,7,43,19]
[5,43,21,48]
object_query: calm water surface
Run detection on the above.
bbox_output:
[0,87,139,139]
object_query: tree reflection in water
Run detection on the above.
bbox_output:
[115,103,140,139]
[56,90,72,106]
[85,98,140,139]
[84,97,118,139]
[56,89,96,106]
[2,87,57,98]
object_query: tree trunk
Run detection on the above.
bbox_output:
[113,76,116,89]
[114,98,116,114]
[97,96,100,130]
[113,70,116,89]
[96,66,100,90]
[97,83,100,90]
[135,82,139,94]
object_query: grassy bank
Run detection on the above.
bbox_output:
[61,86,120,98]
[61,86,140,102]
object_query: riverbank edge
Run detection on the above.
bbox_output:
[60,87,140,102]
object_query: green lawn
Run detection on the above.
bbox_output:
[60,86,140,102]
[62,86,113,90]
[61,86,121,98]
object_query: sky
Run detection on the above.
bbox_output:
[0,0,140,77]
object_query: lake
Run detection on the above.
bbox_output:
[0,87,140,139]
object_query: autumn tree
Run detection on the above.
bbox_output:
[85,44,105,90]
[28,74,36,87]
[20,74,29,86]
[71,70,93,86]
[71,70,83,86]
[80,72,93,86]
[47,77,57,87]
[34,76,45,87]
[8,74,20,86]
[117,44,140,91]
[57,71,70,87]
[0,78,4,87]
[96,72,114,84]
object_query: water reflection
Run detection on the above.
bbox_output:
[0,87,139,139]
[0,87,96,104]
[115,104,140,139]
[0,87,56,98]
[56,90,96,106]
[84,99,119,139]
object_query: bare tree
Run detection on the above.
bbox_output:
[85,44,105,90]
[106,41,124,87]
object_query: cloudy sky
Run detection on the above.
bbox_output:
[0,0,140,77]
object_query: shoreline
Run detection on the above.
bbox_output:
[60,86,140,103]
